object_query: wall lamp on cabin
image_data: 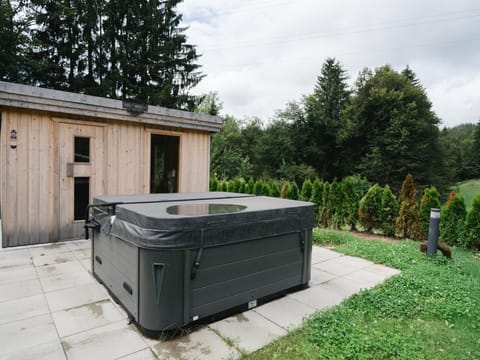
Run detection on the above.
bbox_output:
[10,129,17,149]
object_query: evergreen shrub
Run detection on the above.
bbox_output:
[419,186,441,239]
[210,176,219,191]
[326,179,343,229]
[465,192,480,249]
[341,176,371,231]
[380,185,399,236]
[261,182,271,196]
[245,177,255,194]
[270,182,281,197]
[285,182,299,200]
[253,180,263,195]
[358,184,383,232]
[301,179,313,201]
[396,174,421,239]
[441,191,467,246]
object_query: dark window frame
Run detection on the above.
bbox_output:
[74,177,90,220]
[74,136,90,163]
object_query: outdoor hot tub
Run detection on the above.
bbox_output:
[87,192,314,336]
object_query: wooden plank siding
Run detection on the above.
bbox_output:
[1,109,213,247]
[179,130,211,192]
[1,110,53,246]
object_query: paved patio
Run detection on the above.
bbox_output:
[0,240,400,360]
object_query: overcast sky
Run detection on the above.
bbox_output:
[178,0,480,128]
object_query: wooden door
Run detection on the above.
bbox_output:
[57,122,105,240]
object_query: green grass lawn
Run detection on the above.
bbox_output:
[456,179,480,211]
[248,229,480,360]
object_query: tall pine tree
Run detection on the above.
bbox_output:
[0,0,16,80]
[100,0,203,108]
[27,0,82,89]
[21,0,202,109]
[301,58,350,180]
[472,121,480,178]
[0,0,29,81]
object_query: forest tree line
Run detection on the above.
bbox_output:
[209,59,480,196]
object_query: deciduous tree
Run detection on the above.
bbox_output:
[341,66,442,191]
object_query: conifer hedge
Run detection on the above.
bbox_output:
[208,174,478,249]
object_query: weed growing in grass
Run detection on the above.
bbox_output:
[249,230,480,359]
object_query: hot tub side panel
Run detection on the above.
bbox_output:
[92,230,139,319]
[135,229,312,333]
[138,248,186,331]
[189,231,310,321]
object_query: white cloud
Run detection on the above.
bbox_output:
[429,74,480,127]
[180,0,480,126]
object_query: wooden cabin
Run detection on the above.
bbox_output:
[0,81,222,247]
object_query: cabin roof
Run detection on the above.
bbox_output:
[0,81,223,133]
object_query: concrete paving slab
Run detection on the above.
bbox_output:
[209,310,287,354]
[45,282,109,312]
[0,248,32,261]
[32,252,78,267]
[52,299,125,337]
[79,258,92,273]
[0,253,33,270]
[29,243,72,258]
[39,268,96,293]
[0,278,43,302]
[313,258,360,276]
[2,339,66,360]
[0,314,58,356]
[288,284,345,310]
[319,276,366,298]
[66,240,92,252]
[0,265,37,284]
[0,294,50,325]
[253,295,317,330]
[333,255,374,269]
[309,267,337,286]
[152,326,239,360]
[344,268,391,289]
[117,348,159,360]
[36,260,86,278]
[311,246,343,264]
[61,320,148,360]
[71,248,91,260]
[364,263,401,279]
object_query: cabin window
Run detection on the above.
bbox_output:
[74,136,90,163]
[74,177,90,220]
[150,134,179,193]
